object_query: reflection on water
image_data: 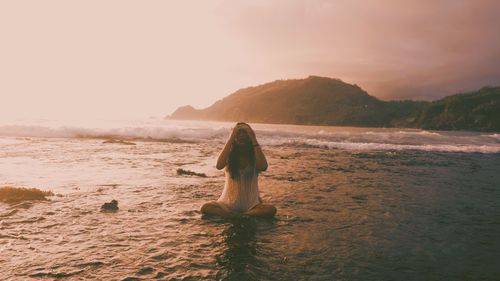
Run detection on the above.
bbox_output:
[1,133,500,280]
[216,218,260,280]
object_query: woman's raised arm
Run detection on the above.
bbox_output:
[242,125,268,172]
[216,127,237,170]
[253,143,268,172]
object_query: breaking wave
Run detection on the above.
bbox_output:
[0,120,499,154]
[274,139,500,154]
[0,124,227,143]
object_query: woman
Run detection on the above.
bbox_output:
[201,122,277,218]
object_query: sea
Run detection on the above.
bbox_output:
[1,118,499,280]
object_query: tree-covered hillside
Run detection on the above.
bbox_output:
[168,76,499,132]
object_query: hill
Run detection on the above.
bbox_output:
[167,76,500,132]
[413,86,500,132]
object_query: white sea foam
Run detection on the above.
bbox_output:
[0,124,227,143]
[485,133,500,140]
[272,138,500,154]
[0,119,499,154]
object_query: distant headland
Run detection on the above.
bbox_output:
[167,76,500,132]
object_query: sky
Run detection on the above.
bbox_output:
[1,0,499,120]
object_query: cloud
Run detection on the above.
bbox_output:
[1,1,499,120]
[219,0,500,100]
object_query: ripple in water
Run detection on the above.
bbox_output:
[0,123,500,280]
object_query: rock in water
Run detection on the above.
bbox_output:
[101,200,119,212]
[0,186,53,203]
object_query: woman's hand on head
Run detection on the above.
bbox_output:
[241,124,257,144]
[232,122,258,144]
[229,125,239,141]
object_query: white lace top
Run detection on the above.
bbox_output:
[217,164,260,213]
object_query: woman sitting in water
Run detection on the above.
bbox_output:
[201,122,277,218]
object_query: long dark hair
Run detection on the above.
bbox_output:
[227,142,255,179]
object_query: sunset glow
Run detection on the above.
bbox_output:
[1,0,499,120]
[1,2,500,279]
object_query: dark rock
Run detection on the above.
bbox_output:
[176,168,207,177]
[0,186,53,203]
[100,200,119,212]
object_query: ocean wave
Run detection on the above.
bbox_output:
[484,133,500,140]
[1,122,499,154]
[275,139,500,154]
[0,125,226,143]
[364,130,442,136]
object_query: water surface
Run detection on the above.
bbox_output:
[1,120,499,280]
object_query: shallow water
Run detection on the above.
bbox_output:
[1,120,500,280]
